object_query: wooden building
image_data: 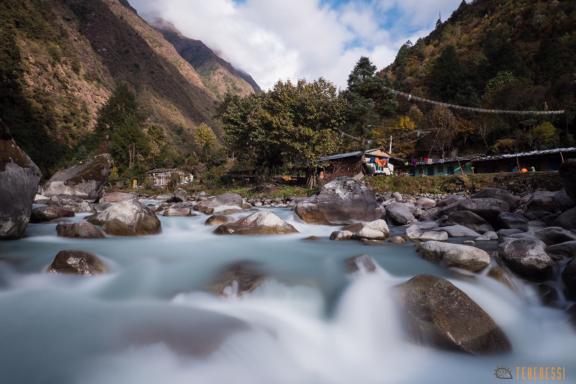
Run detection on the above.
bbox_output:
[319,148,403,181]
[146,168,194,188]
[412,147,576,176]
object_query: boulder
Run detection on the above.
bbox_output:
[535,227,576,246]
[345,255,377,273]
[195,193,244,215]
[100,192,136,204]
[455,198,510,223]
[394,275,511,355]
[205,215,232,226]
[47,195,94,213]
[30,206,75,223]
[330,220,390,241]
[392,192,403,202]
[42,154,112,200]
[560,159,576,203]
[214,211,298,235]
[418,241,491,272]
[439,210,494,234]
[475,231,498,241]
[390,235,407,245]
[415,197,436,209]
[87,200,161,236]
[386,202,416,225]
[499,238,554,281]
[439,225,481,238]
[209,261,265,296]
[419,231,449,241]
[0,131,42,239]
[554,207,576,230]
[546,241,576,260]
[295,178,380,225]
[525,191,573,216]
[472,188,520,209]
[47,250,107,275]
[497,212,529,231]
[162,205,193,217]
[56,221,105,239]
[487,266,518,292]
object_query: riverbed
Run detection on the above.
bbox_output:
[0,207,574,384]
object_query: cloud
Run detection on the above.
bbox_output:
[129,0,462,90]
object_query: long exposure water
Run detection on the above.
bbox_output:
[0,205,574,383]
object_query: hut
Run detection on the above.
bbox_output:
[412,147,576,176]
[146,168,194,188]
[319,148,403,181]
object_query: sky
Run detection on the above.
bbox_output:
[130,0,464,90]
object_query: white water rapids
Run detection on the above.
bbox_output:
[0,207,574,383]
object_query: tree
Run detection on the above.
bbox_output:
[529,121,558,149]
[194,123,218,163]
[427,106,458,158]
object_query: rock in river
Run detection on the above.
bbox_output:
[209,261,266,296]
[394,275,511,355]
[214,211,298,235]
[330,220,389,241]
[499,238,554,281]
[87,200,161,236]
[42,154,112,200]
[0,128,42,239]
[295,177,380,225]
[48,250,107,275]
[30,206,75,223]
[418,241,491,272]
[56,221,105,239]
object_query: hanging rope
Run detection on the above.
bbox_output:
[383,86,565,116]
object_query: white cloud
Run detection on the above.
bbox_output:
[129,0,462,90]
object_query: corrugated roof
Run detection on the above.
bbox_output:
[319,151,363,162]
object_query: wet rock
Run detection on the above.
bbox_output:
[418,241,491,272]
[0,132,42,239]
[440,210,494,234]
[535,227,576,246]
[295,177,380,225]
[498,238,554,281]
[497,228,524,238]
[562,259,576,299]
[209,261,266,296]
[476,231,498,241]
[303,235,321,241]
[537,283,564,308]
[525,191,573,216]
[440,225,481,238]
[390,235,407,245]
[487,266,518,291]
[162,206,193,217]
[205,215,232,226]
[472,188,520,210]
[406,222,447,241]
[42,154,112,200]
[546,241,576,260]
[394,275,511,355]
[195,193,244,215]
[419,231,449,241]
[56,221,105,239]
[214,211,298,235]
[345,255,377,273]
[100,192,136,204]
[454,198,510,224]
[87,200,161,236]
[331,220,390,241]
[30,206,75,223]
[554,207,576,230]
[497,212,529,231]
[560,159,576,203]
[415,197,436,209]
[386,202,416,225]
[47,250,107,275]
[47,195,94,213]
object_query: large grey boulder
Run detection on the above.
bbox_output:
[295,178,380,225]
[100,192,136,204]
[554,207,576,230]
[208,261,266,296]
[330,220,389,241]
[214,211,298,235]
[499,238,554,281]
[497,212,529,231]
[472,188,520,209]
[439,210,494,234]
[48,250,107,275]
[56,222,105,239]
[0,131,42,239]
[386,202,416,225]
[394,275,511,355]
[439,225,481,238]
[535,227,576,246]
[30,206,75,223]
[560,160,576,203]
[418,241,491,272]
[195,193,244,215]
[42,154,112,200]
[546,241,576,260]
[454,198,510,223]
[87,200,161,236]
[46,195,94,213]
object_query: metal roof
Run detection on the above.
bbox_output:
[319,148,393,162]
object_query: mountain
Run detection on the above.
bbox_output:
[0,0,258,174]
[157,22,261,98]
[380,0,576,156]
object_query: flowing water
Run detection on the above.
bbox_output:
[0,206,574,384]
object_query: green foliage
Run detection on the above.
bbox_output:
[217,79,346,179]
[529,121,558,148]
[194,123,219,163]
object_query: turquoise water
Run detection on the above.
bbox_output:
[0,207,574,383]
